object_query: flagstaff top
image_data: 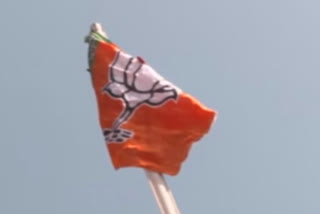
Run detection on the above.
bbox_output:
[85,23,109,43]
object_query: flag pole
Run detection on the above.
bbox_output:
[144,170,181,214]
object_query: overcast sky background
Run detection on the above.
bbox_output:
[1,0,320,213]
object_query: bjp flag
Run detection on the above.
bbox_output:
[85,23,217,175]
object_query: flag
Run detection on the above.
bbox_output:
[85,23,217,175]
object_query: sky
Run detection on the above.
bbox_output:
[1,0,320,213]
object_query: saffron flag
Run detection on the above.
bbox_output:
[85,23,217,175]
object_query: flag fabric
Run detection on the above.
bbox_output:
[85,23,217,175]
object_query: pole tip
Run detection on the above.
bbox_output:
[90,22,108,38]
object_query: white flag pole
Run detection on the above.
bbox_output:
[144,170,181,214]
[86,22,181,214]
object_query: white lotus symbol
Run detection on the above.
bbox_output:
[102,51,179,143]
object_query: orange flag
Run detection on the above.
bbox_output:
[85,23,217,175]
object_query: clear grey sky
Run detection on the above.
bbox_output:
[1,0,320,213]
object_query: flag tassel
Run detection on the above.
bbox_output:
[145,170,181,214]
